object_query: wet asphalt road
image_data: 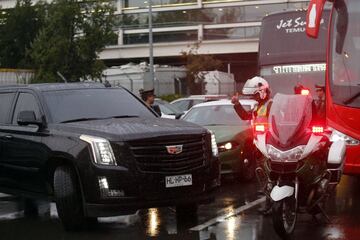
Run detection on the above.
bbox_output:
[0,175,360,240]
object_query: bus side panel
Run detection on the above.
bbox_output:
[343,146,360,175]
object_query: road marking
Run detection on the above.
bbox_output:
[190,196,266,232]
[0,211,24,220]
[50,203,58,218]
[0,193,11,198]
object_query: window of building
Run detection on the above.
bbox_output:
[204,26,260,40]
[119,3,301,29]
[124,30,198,44]
[123,0,197,9]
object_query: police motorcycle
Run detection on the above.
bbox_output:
[254,93,346,239]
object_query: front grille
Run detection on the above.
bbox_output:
[128,135,206,174]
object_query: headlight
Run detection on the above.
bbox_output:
[330,129,359,146]
[218,141,239,152]
[267,145,305,162]
[80,135,117,166]
[210,132,219,157]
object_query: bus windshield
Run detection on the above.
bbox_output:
[330,0,360,108]
[259,10,330,98]
[260,64,326,96]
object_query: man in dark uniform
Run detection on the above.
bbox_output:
[139,88,162,116]
[314,84,326,123]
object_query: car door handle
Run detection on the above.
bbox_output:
[3,135,13,139]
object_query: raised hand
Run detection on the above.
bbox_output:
[231,92,240,105]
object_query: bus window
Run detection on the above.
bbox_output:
[331,0,360,108]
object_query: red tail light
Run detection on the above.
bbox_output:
[301,89,310,96]
[312,126,324,133]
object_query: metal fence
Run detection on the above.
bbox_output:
[0,69,34,85]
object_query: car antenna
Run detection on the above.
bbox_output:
[57,71,68,83]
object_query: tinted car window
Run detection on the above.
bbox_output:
[191,99,205,107]
[172,100,191,112]
[12,93,41,124]
[0,93,15,124]
[43,88,156,123]
[155,99,183,115]
[183,105,251,126]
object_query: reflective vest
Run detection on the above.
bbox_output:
[252,100,272,125]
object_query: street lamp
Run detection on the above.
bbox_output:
[148,0,155,90]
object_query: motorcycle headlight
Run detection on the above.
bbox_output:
[80,135,117,166]
[267,145,305,162]
[330,129,359,146]
[210,132,219,157]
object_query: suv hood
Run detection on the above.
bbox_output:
[51,117,207,141]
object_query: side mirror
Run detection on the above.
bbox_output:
[306,0,327,38]
[17,111,43,127]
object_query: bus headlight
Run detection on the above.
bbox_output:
[80,135,117,166]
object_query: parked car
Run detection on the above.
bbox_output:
[0,83,220,230]
[154,98,183,119]
[170,95,228,113]
[182,99,258,181]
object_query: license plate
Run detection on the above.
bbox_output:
[165,174,192,188]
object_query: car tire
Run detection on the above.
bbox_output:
[53,165,86,231]
[239,149,256,182]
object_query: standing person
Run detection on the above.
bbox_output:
[139,88,161,116]
[231,76,272,123]
[314,84,326,124]
[231,76,273,214]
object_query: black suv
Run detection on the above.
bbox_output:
[0,83,220,230]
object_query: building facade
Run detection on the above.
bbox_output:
[1,0,309,83]
[102,0,310,82]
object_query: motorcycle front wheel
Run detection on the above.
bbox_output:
[272,196,297,240]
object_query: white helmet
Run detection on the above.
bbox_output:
[242,76,270,100]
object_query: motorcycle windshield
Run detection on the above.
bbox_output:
[269,94,313,145]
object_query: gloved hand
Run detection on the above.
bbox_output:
[231,93,240,105]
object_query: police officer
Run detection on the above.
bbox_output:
[139,88,162,116]
[231,76,272,122]
[314,84,326,123]
[231,76,273,214]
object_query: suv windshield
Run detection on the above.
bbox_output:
[43,88,156,123]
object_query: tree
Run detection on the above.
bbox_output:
[0,0,45,69]
[181,41,222,94]
[29,0,117,83]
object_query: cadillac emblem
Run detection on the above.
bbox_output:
[166,145,183,155]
